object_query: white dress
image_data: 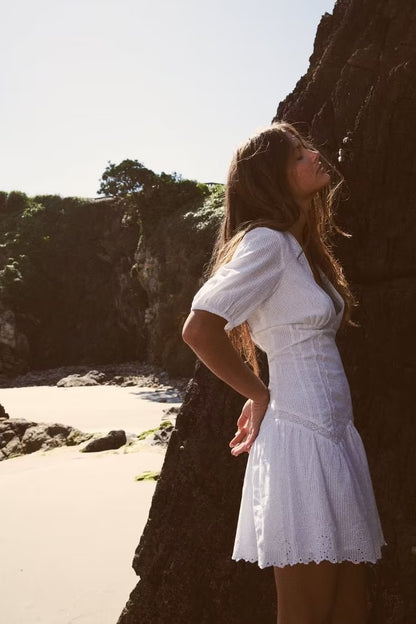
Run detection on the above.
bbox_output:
[191,227,386,569]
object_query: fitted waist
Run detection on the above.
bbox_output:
[268,358,352,413]
[263,327,338,361]
[266,349,353,439]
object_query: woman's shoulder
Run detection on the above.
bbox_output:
[243,226,287,240]
[238,226,290,255]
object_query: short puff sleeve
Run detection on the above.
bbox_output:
[191,227,285,331]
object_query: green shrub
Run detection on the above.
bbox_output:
[0,191,8,212]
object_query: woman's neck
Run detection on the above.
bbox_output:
[288,202,312,247]
[288,219,307,247]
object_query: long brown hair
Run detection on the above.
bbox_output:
[207,121,356,375]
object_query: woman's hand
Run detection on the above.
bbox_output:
[229,391,270,456]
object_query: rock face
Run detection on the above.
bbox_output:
[117,2,416,624]
[133,188,223,376]
[0,188,222,378]
[0,301,30,375]
[0,196,147,375]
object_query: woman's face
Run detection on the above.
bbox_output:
[285,133,330,206]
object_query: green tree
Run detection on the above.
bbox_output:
[97,159,157,198]
[97,159,210,226]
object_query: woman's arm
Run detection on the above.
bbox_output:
[182,309,270,456]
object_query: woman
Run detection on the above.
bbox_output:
[182,122,386,624]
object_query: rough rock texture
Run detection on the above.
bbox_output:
[0,300,30,375]
[56,370,108,387]
[117,1,416,623]
[0,404,10,420]
[0,417,92,460]
[82,429,127,452]
[150,421,175,447]
[133,194,222,376]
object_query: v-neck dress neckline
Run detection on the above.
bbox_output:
[284,230,343,316]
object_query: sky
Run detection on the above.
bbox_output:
[1,0,335,198]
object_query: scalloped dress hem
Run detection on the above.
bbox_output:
[232,544,388,570]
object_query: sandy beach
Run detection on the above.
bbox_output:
[0,383,182,624]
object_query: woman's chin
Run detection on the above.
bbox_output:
[317,172,331,189]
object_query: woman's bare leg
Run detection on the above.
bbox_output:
[330,562,368,624]
[273,561,339,624]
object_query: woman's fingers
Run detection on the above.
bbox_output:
[230,394,269,455]
[230,423,261,455]
[229,428,245,447]
[231,438,252,456]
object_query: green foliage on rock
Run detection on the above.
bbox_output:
[183,183,225,234]
[0,163,224,374]
[136,420,173,441]
[0,192,44,309]
[130,179,225,375]
[0,191,8,212]
[97,159,211,229]
[5,191,31,213]
[0,190,145,368]
[0,192,88,312]
[134,470,160,482]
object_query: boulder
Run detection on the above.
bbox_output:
[56,370,107,387]
[0,404,9,420]
[81,429,127,453]
[0,418,91,461]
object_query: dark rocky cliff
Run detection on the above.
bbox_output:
[117,1,416,623]
[132,184,223,376]
[0,194,147,373]
[0,187,222,378]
